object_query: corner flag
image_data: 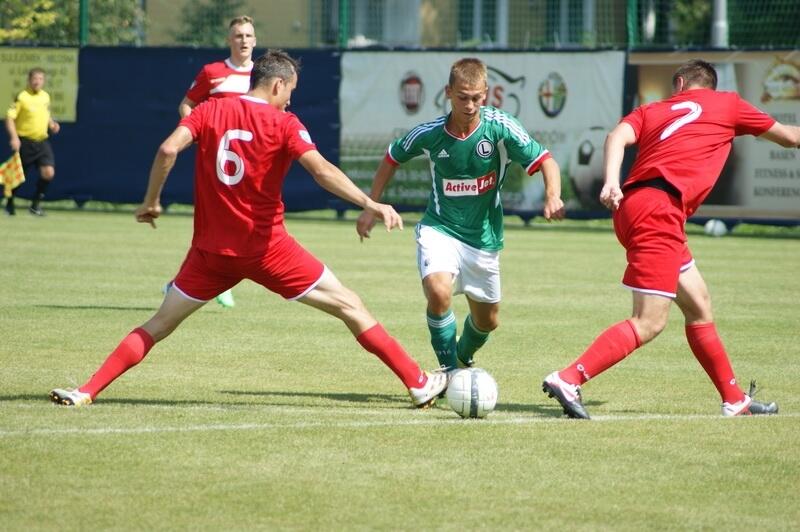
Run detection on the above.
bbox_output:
[1,152,25,198]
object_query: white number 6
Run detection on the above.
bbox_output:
[216,129,254,185]
[660,101,702,141]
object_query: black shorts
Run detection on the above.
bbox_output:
[19,137,55,169]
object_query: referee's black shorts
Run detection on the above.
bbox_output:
[19,137,55,169]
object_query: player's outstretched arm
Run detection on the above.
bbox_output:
[600,122,636,211]
[759,122,800,149]
[356,158,399,241]
[136,126,194,228]
[299,150,403,234]
[540,158,565,221]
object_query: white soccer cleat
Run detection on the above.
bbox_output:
[408,371,448,408]
[722,395,778,416]
[215,289,236,308]
[542,371,590,419]
[50,388,92,407]
[722,380,779,417]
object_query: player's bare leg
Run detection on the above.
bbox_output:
[50,287,206,406]
[676,265,777,415]
[298,269,446,406]
[543,291,667,419]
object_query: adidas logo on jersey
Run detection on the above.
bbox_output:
[437,149,449,158]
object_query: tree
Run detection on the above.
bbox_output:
[0,0,144,46]
[173,0,247,47]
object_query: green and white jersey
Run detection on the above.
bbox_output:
[388,106,550,251]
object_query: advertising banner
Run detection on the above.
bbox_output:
[630,51,800,220]
[0,48,79,122]
[340,51,626,215]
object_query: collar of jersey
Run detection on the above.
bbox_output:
[224,58,254,72]
[444,111,482,141]
[240,95,268,104]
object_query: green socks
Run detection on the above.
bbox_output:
[426,310,457,370]
[456,314,490,367]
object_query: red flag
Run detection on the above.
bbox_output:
[1,152,25,198]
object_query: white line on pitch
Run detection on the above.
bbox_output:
[1,412,797,438]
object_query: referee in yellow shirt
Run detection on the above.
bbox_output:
[5,67,60,216]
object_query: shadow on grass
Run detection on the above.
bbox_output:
[3,391,411,410]
[501,399,606,418]
[221,389,404,406]
[34,304,156,312]
[6,392,606,417]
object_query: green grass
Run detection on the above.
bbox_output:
[1,208,799,530]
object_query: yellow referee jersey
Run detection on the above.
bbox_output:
[6,89,51,141]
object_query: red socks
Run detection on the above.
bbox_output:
[357,323,425,389]
[560,320,642,385]
[79,328,155,399]
[685,323,744,404]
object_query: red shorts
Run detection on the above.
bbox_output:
[172,232,325,301]
[612,187,693,298]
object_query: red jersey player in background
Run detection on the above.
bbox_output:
[49,50,447,408]
[177,15,257,308]
[543,59,800,419]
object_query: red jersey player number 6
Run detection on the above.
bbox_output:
[217,129,254,185]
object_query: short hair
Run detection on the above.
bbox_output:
[672,59,717,90]
[229,15,254,29]
[250,49,300,90]
[28,67,45,80]
[448,58,487,88]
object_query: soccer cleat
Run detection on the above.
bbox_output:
[542,371,590,419]
[408,370,448,408]
[721,380,778,416]
[5,201,15,216]
[215,289,235,308]
[28,205,45,216]
[50,388,92,407]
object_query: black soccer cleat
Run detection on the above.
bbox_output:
[542,371,591,419]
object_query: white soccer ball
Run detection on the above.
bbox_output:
[446,368,498,419]
[704,219,728,237]
[569,126,607,208]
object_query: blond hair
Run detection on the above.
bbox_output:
[229,15,254,29]
[449,58,487,88]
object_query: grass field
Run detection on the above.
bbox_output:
[1,208,799,530]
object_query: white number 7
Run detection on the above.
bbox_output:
[216,129,254,185]
[660,101,702,141]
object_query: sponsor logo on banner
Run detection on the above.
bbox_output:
[399,71,424,114]
[434,66,526,117]
[538,72,567,117]
[761,59,800,102]
[442,172,496,197]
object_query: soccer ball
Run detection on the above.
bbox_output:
[569,126,607,208]
[446,368,498,419]
[704,219,728,237]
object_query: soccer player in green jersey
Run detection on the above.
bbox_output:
[357,57,565,372]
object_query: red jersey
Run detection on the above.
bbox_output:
[622,88,774,216]
[185,59,252,104]
[179,96,317,256]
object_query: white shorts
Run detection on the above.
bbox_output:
[415,224,501,304]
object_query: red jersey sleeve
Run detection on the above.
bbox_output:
[621,106,645,138]
[178,101,207,138]
[284,114,317,159]
[185,66,211,104]
[734,95,775,136]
